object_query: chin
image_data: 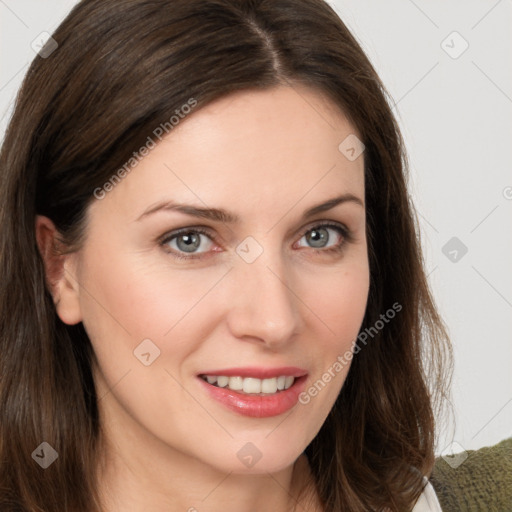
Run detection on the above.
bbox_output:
[201,433,310,476]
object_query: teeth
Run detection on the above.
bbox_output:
[243,378,261,394]
[261,377,277,393]
[228,376,243,390]
[284,376,294,389]
[217,376,229,388]
[202,375,296,394]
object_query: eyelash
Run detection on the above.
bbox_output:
[159,222,352,261]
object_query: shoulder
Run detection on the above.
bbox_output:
[429,437,512,512]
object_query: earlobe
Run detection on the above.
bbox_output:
[35,215,83,325]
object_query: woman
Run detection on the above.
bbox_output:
[0,0,452,510]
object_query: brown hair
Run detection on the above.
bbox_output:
[0,0,452,510]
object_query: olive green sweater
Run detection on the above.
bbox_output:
[430,437,512,511]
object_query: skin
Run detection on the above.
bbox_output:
[36,84,370,512]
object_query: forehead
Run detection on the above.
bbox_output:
[90,85,365,222]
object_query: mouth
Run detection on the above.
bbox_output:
[196,367,308,418]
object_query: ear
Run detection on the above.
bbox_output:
[35,215,83,325]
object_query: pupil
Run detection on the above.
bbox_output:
[308,228,328,248]
[177,232,200,252]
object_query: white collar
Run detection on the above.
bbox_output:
[412,479,443,512]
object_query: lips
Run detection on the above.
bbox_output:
[197,366,308,418]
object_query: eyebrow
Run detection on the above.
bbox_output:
[136,193,364,223]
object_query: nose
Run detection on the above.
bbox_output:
[226,247,301,349]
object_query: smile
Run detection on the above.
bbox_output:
[197,367,308,418]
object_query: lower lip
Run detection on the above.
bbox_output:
[198,376,308,418]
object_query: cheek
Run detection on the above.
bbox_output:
[294,260,369,424]
[300,257,370,348]
[76,250,227,433]
[76,247,229,367]
[326,270,369,344]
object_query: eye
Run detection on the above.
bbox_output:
[295,223,348,253]
[160,227,215,259]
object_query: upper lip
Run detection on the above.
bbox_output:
[198,366,308,379]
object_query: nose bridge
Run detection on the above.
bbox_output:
[227,238,299,345]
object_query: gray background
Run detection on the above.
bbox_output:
[1,0,511,456]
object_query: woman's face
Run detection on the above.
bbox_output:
[60,85,369,475]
